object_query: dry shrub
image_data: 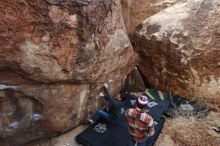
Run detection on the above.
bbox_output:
[165,117,219,146]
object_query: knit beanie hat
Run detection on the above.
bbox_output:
[136,95,149,109]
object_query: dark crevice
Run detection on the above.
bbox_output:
[136,66,153,88]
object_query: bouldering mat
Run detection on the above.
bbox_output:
[76,117,165,146]
[76,89,170,146]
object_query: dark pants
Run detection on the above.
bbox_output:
[92,110,127,128]
[92,110,113,122]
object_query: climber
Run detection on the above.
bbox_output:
[88,82,124,124]
[125,95,155,146]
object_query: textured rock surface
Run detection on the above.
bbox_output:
[133,0,220,103]
[0,0,137,145]
[120,67,146,96]
[121,0,185,34]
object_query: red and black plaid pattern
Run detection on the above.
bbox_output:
[125,108,155,142]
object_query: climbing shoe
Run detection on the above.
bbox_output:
[88,117,95,124]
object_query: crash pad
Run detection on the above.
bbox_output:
[76,89,170,146]
[76,117,165,146]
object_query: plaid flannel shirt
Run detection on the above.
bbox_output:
[125,108,155,143]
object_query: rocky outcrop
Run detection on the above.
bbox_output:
[0,0,138,145]
[133,0,220,103]
[121,0,185,34]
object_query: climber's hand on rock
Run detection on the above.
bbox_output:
[98,92,104,97]
[104,83,108,89]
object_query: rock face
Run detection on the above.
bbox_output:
[120,67,146,95]
[121,0,185,34]
[0,0,138,145]
[133,0,220,103]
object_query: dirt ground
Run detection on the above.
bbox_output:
[27,125,88,146]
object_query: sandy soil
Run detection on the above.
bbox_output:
[27,125,88,146]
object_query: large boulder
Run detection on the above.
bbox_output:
[0,0,138,145]
[121,0,185,34]
[133,0,220,103]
